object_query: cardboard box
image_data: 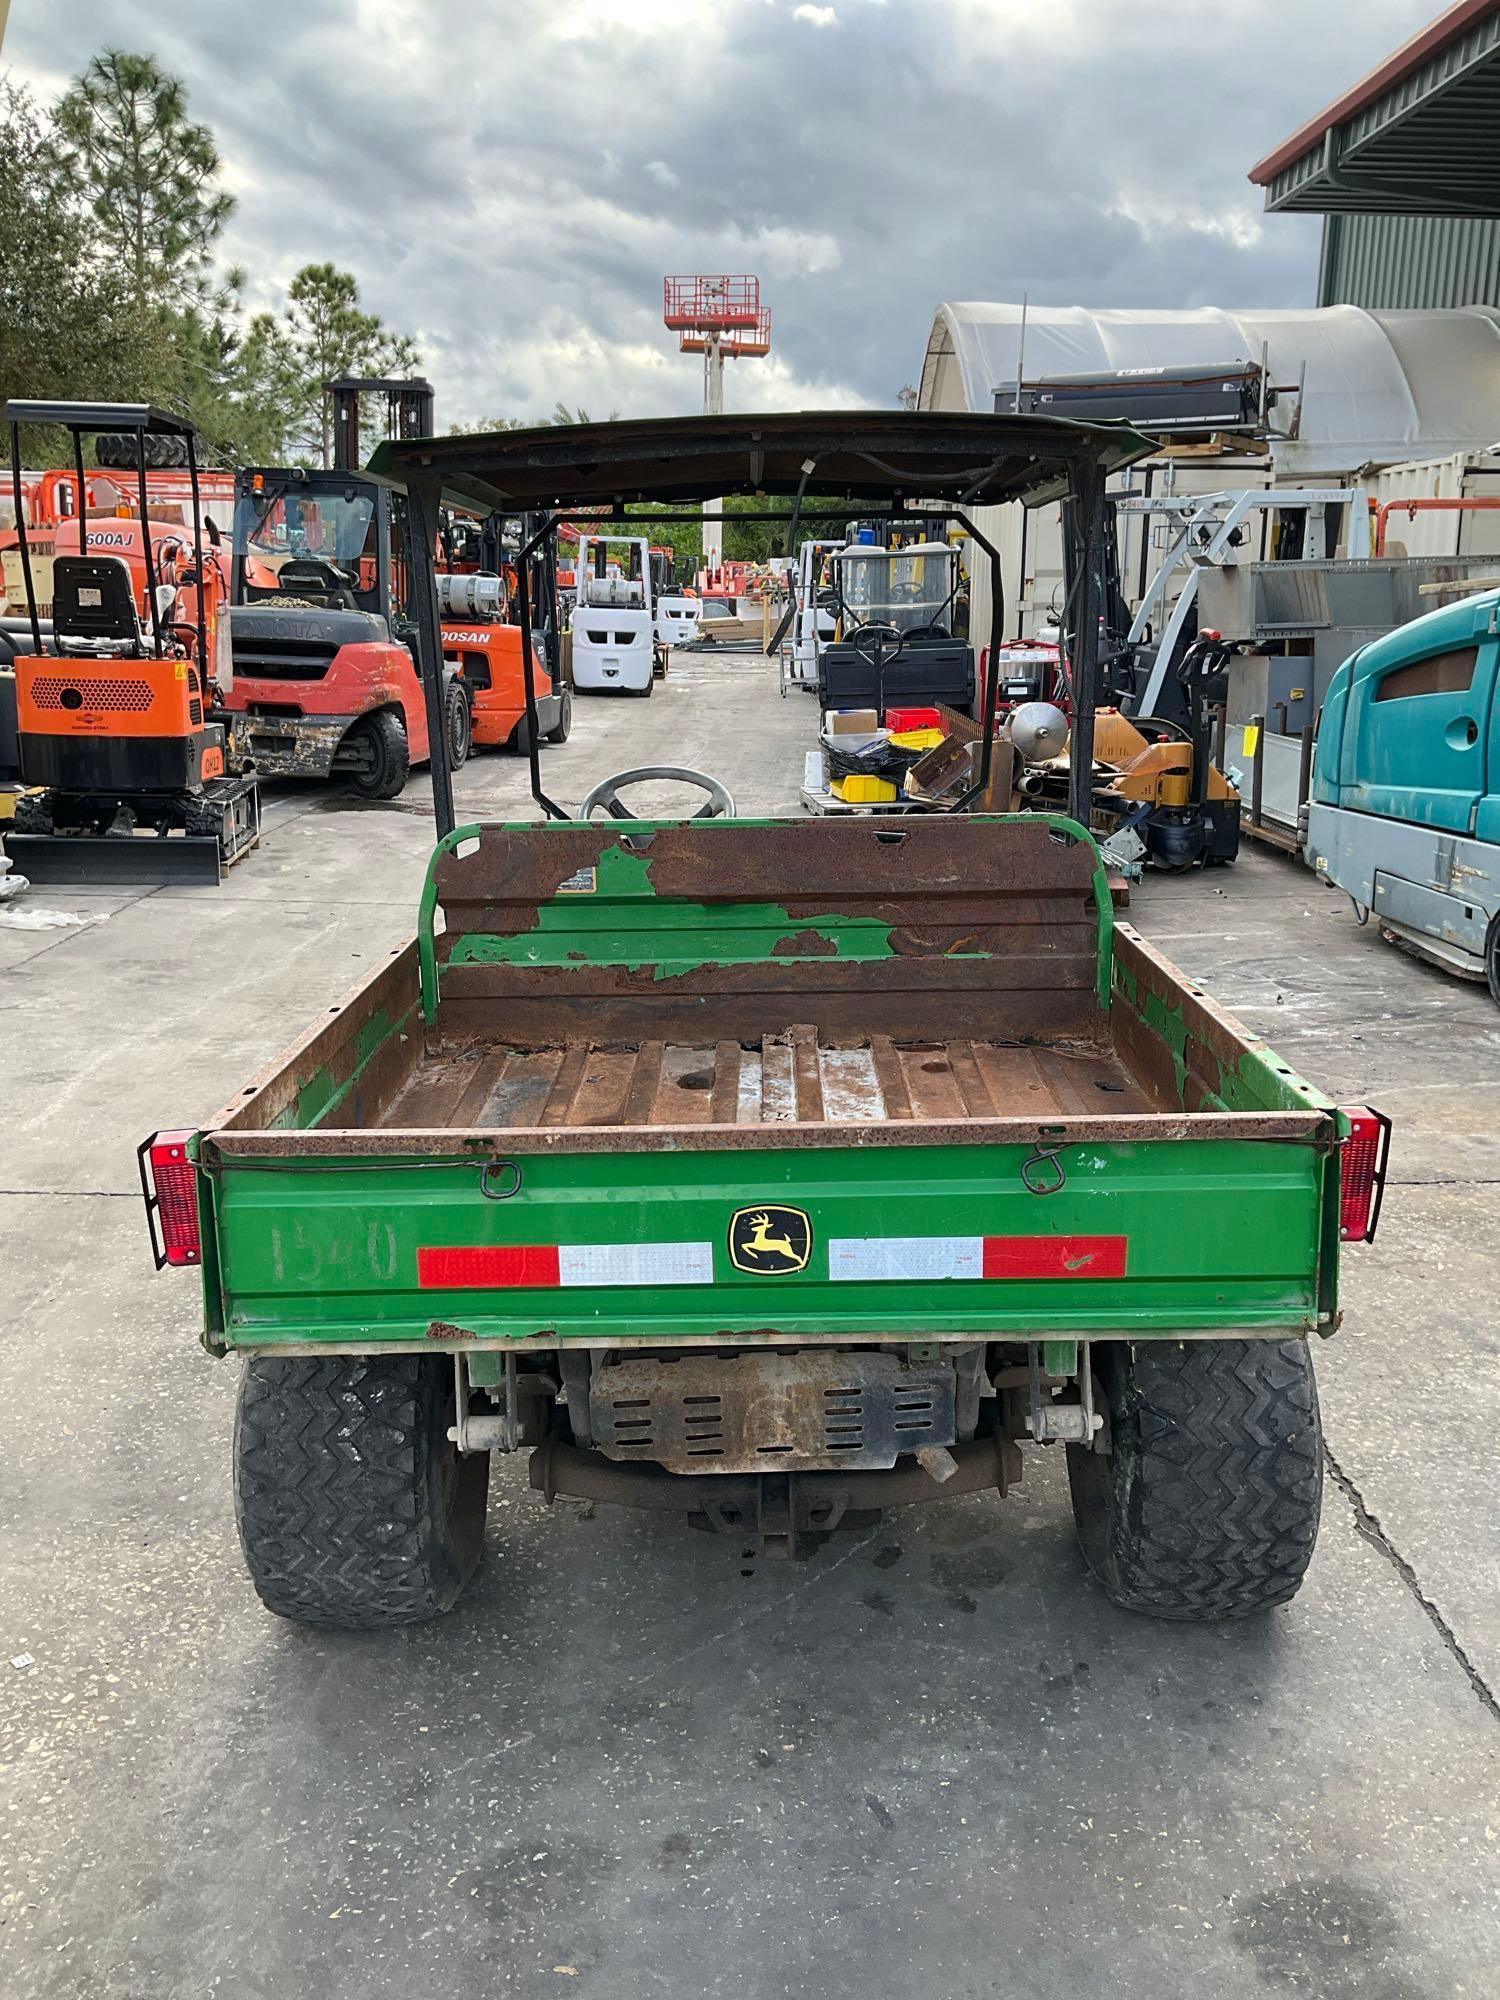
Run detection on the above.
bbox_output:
[823,708,880,736]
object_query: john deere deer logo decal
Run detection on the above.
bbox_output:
[729,1205,812,1275]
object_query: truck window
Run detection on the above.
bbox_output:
[1373,645,1477,701]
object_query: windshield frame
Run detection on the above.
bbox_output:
[833,541,958,635]
[230,472,391,615]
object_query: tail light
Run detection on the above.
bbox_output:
[1339,1107,1391,1243]
[137,1130,202,1268]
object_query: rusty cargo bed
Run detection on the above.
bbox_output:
[202,814,1330,1158]
[376,1028,1157,1133]
[188,816,1344,1354]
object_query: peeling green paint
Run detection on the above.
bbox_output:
[273,1005,413,1131]
[1111,958,1331,1116]
[450,838,950,978]
[416,814,1114,1019]
[1043,1339,1078,1378]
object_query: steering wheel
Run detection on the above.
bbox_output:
[578,766,736,820]
[1130,714,1192,744]
[847,620,905,668]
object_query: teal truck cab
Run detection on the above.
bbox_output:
[1305,587,1500,1000]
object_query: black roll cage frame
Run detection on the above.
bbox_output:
[5,402,209,676]
[386,418,1126,841]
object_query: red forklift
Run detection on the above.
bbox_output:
[3,400,259,884]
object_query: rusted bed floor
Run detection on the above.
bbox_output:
[377,1031,1156,1130]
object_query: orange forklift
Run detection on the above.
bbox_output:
[3,400,259,885]
[435,512,571,755]
[222,381,567,793]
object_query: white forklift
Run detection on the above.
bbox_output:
[651,548,702,651]
[778,538,843,697]
[570,533,661,696]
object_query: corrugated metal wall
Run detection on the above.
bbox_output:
[1319,213,1500,309]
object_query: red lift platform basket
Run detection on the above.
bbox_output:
[662,275,763,332]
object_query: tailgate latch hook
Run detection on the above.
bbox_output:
[480,1159,523,1200]
[1020,1144,1066,1196]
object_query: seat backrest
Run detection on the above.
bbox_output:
[51,556,141,650]
[818,635,975,715]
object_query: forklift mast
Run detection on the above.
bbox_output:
[328,377,436,475]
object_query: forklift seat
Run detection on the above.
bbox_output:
[51,556,144,655]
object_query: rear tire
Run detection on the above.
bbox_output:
[509,711,533,756]
[633,677,654,698]
[234,1355,489,1629]
[445,681,472,770]
[545,686,573,744]
[343,709,410,799]
[1484,912,1500,1008]
[1067,1339,1322,1620]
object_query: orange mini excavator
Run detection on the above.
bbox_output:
[3,401,259,884]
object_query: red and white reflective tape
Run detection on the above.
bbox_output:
[828,1235,1127,1282]
[419,1233,1127,1288]
[418,1242,714,1290]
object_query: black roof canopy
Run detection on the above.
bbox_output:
[4,399,200,437]
[368,408,1153,515]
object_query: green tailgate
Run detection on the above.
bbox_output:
[202,1135,1334,1349]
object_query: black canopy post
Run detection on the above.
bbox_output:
[185,427,208,675]
[403,470,456,841]
[73,427,89,578]
[135,428,166,659]
[513,511,568,821]
[1066,459,1108,829]
[9,422,43,651]
[947,507,1005,812]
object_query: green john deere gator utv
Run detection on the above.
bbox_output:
[138,412,1388,1628]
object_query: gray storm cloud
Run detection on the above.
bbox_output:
[6,0,1427,425]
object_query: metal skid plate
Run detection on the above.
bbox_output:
[590,1349,957,1474]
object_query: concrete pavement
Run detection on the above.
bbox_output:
[3,651,1496,1998]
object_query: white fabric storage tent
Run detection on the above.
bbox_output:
[918,301,1500,638]
[919,302,1500,477]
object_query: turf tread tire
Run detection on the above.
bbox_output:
[95,431,191,471]
[1067,1339,1322,1621]
[234,1355,488,1629]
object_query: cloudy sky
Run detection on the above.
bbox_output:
[7,0,1434,426]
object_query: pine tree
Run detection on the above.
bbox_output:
[52,48,233,300]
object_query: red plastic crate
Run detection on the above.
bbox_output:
[884,705,942,732]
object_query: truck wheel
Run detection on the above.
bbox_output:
[344,710,409,799]
[633,677,654,699]
[545,687,573,744]
[1484,912,1500,1008]
[1067,1339,1322,1620]
[234,1355,489,1629]
[445,681,472,770]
